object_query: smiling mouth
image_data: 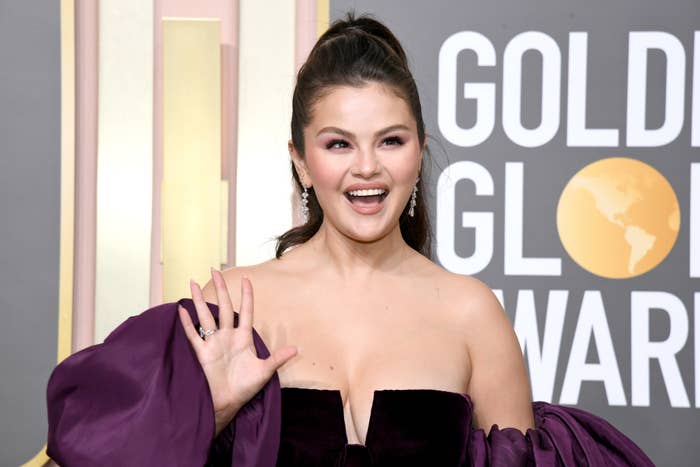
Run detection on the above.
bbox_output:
[344,190,388,205]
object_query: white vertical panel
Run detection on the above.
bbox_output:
[95,0,153,341]
[236,0,295,265]
[161,19,223,302]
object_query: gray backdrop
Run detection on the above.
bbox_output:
[0,1,61,465]
[0,1,696,465]
[332,1,699,465]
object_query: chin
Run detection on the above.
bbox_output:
[344,219,396,243]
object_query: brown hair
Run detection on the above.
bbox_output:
[275,13,432,258]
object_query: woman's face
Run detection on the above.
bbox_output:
[291,81,423,243]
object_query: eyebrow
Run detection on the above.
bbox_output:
[315,124,411,138]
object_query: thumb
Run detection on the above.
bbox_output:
[264,345,299,375]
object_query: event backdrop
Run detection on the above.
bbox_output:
[0,2,65,466]
[1,0,697,465]
[330,0,699,465]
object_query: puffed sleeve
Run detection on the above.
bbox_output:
[467,401,654,466]
[46,298,281,467]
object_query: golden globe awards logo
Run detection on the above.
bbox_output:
[435,29,699,408]
[557,157,680,279]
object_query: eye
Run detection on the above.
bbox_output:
[326,139,349,150]
[382,136,404,146]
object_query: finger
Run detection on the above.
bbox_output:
[178,305,202,348]
[263,345,299,375]
[190,279,217,332]
[211,267,234,329]
[238,276,254,331]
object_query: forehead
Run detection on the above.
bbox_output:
[308,82,415,131]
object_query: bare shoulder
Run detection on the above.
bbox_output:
[200,258,278,306]
[421,261,504,327]
[427,265,517,365]
[441,271,517,361]
[200,244,313,314]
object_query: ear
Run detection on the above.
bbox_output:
[288,140,311,188]
[417,143,426,176]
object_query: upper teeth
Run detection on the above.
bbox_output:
[348,188,386,196]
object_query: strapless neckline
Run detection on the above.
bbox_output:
[280,386,472,448]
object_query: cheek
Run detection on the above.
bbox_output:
[305,153,345,190]
[386,152,421,183]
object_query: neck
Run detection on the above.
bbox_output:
[305,220,413,281]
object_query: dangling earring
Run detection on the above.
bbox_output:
[301,185,310,223]
[408,177,419,217]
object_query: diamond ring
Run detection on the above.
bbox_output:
[198,325,217,340]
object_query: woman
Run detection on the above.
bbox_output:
[47,14,653,467]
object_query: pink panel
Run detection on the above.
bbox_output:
[291,0,318,226]
[73,0,99,351]
[151,0,239,305]
[295,0,317,72]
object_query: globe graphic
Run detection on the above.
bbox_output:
[557,157,680,279]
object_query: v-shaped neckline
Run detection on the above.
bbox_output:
[280,387,472,448]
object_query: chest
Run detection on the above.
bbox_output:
[252,285,471,445]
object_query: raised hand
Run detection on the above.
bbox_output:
[178,268,298,436]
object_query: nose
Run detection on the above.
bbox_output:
[351,147,381,178]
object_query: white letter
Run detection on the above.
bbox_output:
[438,32,496,147]
[436,161,494,274]
[567,32,619,147]
[627,32,686,147]
[560,291,627,406]
[692,164,699,277]
[631,291,690,407]
[692,31,699,147]
[513,289,568,402]
[492,289,505,309]
[502,31,561,147]
[504,162,561,275]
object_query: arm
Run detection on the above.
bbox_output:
[456,282,653,465]
[461,278,534,434]
[47,301,223,466]
[47,270,291,467]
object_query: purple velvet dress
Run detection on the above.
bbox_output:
[47,299,654,466]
